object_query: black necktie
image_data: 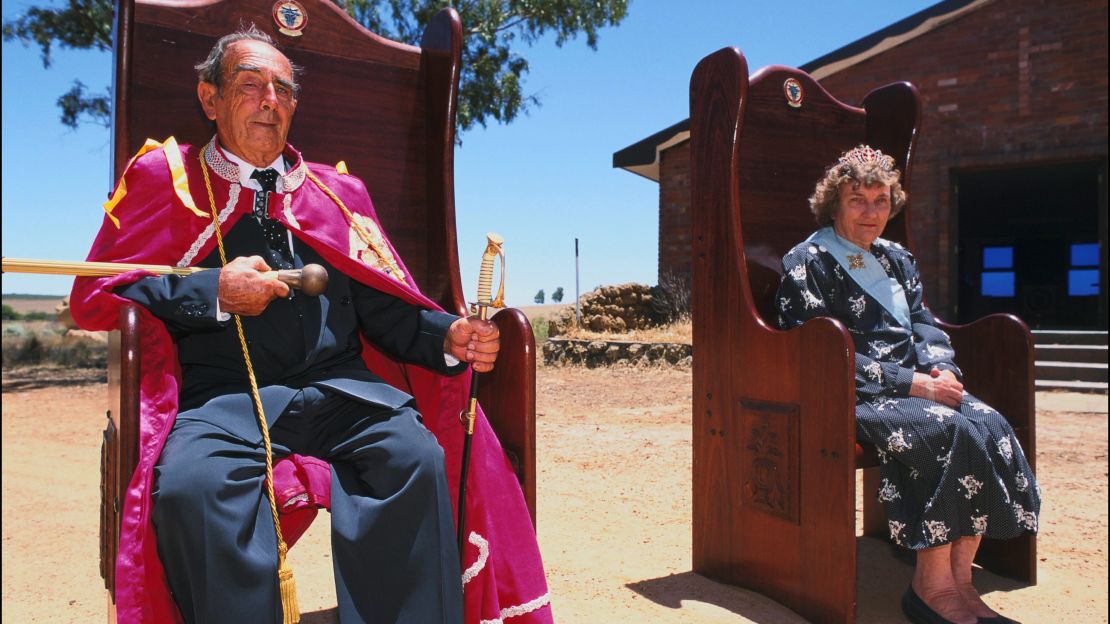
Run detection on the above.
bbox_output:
[249,168,293,270]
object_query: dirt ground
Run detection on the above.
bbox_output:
[2,364,1106,623]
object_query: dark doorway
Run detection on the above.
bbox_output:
[956,161,1107,329]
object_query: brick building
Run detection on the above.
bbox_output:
[614,0,1108,328]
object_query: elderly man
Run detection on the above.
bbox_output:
[71,26,550,624]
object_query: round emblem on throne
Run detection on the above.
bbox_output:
[783,77,804,108]
[272,1,308,37]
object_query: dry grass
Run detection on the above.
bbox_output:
[2,296,65,315]
[553,317,692,344]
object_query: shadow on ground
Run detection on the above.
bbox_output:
[628,537,1033,624]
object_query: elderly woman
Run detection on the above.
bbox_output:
[776,145,1040,624]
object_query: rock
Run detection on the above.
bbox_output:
[587,340,608,355]
[647,344,665,361]
[605,345,623,361]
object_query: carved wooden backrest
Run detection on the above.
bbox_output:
[114,0,465,313]
[733,66,919,323]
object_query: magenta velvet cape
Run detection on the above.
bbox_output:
[70,140,552,623]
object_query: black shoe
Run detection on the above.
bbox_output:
[978,617,1021,624]
[901,586,957,624]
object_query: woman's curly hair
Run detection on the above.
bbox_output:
[809,145,906,226]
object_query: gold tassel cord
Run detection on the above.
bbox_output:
[199,147,299,624]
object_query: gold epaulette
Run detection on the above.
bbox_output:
[102,136,203,228]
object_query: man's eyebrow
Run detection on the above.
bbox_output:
[231,64,294,92]
[232,63,263,75]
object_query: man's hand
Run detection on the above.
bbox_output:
[909,367,964,408]
[217,256,289,316]
[445,316,500,373]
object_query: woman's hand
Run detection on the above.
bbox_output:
[909,368,964,407]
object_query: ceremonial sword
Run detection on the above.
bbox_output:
[458,233,506,564]
[1,257,329,296]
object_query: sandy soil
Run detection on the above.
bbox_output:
[2,364,1106,623]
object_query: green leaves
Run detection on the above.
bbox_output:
[344,0,628,133]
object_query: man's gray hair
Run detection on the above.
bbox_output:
[195,24,301,95]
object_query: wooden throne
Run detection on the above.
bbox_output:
[688,47,1036,624]
[101,0,537,618]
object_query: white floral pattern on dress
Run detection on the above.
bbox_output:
[924,405,957,422]
[925,344,953,359]
[1014,472,1029,492]
[876,447,890,465]
[924,519,951,544]
[789,263,807,282]
[779,296,791,312]
[936,449,952,468]
[958,474,984,499]
[863,361,883,383]
[873,398,899,412]
[877,255,893,273]
[909,467,921,480]
[849,295,867,318]
[971,514,989,535]
[887,428,913,453]
[868,340,895,359]
[1012,503,1038,531]
[877,478,902,502]
[970,402,996,413]
[996,436,1014,462]
[888,520,907,545]
[801,288,824,310]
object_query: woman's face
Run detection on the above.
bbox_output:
[833,182,892,248]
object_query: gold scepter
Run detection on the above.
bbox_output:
[2,257,329,296]
[457,233,505,564]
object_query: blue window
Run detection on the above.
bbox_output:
[982,271,1015,297]
[983,246,1013,269]
[1067,243,1100,296]
[981,246,1015,297]
[1071,243,1100,267]
[1068,269,1099,296]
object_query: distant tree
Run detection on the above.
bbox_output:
[551,286,564,302]
[534,289,545,304]
[2,304,21,320]
[3,0,629,134]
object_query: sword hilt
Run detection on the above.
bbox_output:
[472,232,505,321]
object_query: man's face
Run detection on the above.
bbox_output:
[197,40,297,167]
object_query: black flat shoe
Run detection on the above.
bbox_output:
[901,586,957,624]
[978,616,1021,624]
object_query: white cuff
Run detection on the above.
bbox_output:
[444,353,461,367]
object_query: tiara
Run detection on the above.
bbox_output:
[838,145,895,172]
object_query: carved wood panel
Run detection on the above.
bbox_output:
[738,399,799,523]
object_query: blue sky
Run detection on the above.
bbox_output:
[2,0,938,305]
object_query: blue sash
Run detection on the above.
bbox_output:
[807,226,911,329]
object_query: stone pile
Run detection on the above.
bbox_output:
[542,339,691,368]
[547,283,659,336]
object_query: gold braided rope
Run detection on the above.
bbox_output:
[199,146,299,624]
[304,169,407,283]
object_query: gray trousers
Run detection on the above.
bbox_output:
[151,386,463,624]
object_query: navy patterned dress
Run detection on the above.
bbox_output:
[776,234,1041,550]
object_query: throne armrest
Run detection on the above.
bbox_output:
[476,307,537,526]
[937,313,1034,432]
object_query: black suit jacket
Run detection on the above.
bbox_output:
[117,212,464,443]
